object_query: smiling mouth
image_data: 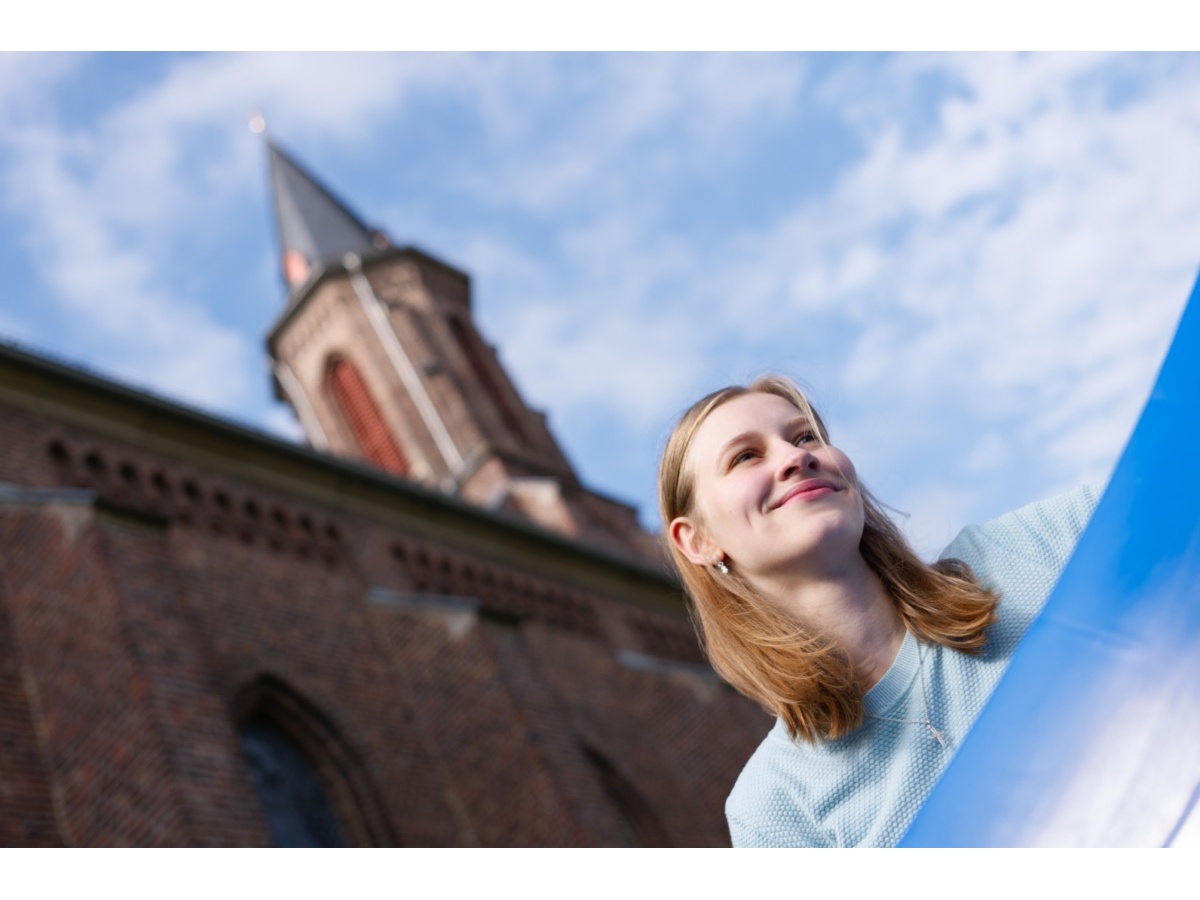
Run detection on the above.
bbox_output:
[771,480,840,509]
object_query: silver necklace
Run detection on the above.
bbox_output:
[869,643,948,749]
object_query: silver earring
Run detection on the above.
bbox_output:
[715,559,729,575]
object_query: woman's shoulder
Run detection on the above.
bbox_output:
[940,484,1102,578]
[726,719,807,809]
[725,719,830,847]
[939,485,1102,644]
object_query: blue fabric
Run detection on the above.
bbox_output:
[726,485,1100,848]
[902,271,1200,848]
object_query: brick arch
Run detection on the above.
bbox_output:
[582,743,672,847]
[234,675,397,847]
[325,355,409,476]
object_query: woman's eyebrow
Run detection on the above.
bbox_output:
[716,431,757,464]
[785,416,815,435]
[716,417,814,461]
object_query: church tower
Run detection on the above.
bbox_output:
[263,138,655,561]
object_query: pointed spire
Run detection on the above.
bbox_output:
[261,132,384,288]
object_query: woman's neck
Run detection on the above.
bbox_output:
[766,556,905,687]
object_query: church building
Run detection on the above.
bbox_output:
[0,137,766,846]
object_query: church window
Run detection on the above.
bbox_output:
[239,715,349,847]
[328,357,409,476]
[236,677,396,847]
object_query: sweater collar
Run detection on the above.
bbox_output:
[863,628,921,716]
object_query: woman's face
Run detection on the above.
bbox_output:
[669,392,866,587]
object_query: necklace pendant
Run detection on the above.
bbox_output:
[927,725,948,749]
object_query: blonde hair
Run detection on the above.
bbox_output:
[657,375,997,742]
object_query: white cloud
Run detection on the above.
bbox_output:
[672,52,1200,541]
[4,51,1198,547]
[2,120,248,408]
[446,53,1200,541]
[451,53,806,214]
[0,53,490,415]
[505,296,709,430]
[0,52,83,124]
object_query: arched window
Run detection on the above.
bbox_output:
[240,714,349,847]
[236,676,396,847]
[583,745,672,847]
[327,357,409,476]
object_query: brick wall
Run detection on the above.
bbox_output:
[0,393,767,846]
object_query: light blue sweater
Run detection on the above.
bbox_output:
[726,486,1101,848]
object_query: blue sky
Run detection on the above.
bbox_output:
[3,51,1199,555]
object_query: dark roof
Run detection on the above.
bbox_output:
[267,140,375,273]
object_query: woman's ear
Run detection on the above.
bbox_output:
[669,516,719,567]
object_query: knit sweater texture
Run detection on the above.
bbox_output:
[726,485,1101,848]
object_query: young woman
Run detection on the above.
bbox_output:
[658,375,1098,847]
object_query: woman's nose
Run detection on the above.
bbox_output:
[776,440,817,479]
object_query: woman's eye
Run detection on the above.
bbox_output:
[793,430,815,445]
[731,449,756,467]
